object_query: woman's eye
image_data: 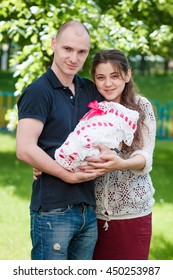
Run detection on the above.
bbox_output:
[112,74,119,78]
[96,76,104,80]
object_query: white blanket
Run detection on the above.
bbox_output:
[54,100,139,171]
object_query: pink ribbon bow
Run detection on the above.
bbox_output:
[81,100,106,120]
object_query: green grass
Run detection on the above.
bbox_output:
[0,132,32,260]
[0,133,172,259]
[149,140,173,260]
[151,204,173,260]
[134,71,173,105]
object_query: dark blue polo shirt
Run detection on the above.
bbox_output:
[17,67,103,211]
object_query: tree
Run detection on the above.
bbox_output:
[94,0,173,74]
[0,0,173,130]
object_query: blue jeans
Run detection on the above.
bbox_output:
[30,204,98,260]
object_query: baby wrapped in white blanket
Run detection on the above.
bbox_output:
[54,100,139,171]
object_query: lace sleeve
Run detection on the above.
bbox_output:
[130,96,156,175]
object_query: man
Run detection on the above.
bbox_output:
[16,21,103,260]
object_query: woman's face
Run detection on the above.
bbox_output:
[94,62,131,103]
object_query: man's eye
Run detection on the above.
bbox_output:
[79,50,87,54]
[64,47,71,51]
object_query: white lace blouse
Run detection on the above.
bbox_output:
[95,96,156,223]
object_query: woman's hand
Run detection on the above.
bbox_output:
[79,143,125,175]
[82,143,146,174]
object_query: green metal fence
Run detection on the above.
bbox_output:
[152,100,173,140]
[0,92,173,139]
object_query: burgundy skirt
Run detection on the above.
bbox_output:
[93,213,152,260]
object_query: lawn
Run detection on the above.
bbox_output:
[0,132,172,260]
[135,72,173,105]
[149,140,173,260]
[0,132,32,259]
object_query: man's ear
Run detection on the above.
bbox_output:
[51,37,56,51]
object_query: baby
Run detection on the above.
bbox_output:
[54,100,139,171]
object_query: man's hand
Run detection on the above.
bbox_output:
[69,170,100,183]
[33,167,100,183]
[33,167,42,180]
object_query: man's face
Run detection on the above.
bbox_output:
[51,26,90,77]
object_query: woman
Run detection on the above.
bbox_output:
[85,49,156,260]
[33,49,156,260]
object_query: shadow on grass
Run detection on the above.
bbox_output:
[0,151,32,200]
[151,140,173,203]
[150,234,173,260]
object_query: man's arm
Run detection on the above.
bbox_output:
[16,118,99,183]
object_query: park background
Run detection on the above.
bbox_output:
[0,0,173,260]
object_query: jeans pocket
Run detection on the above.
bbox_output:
[40,205,72,215]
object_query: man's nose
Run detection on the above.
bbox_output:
[69,52,78,63]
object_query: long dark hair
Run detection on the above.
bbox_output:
[91,49,145,148]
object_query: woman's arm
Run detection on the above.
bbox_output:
[81,143,146,175]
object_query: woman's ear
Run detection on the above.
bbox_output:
[125,69,132,83]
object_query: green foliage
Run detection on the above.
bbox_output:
[0,71,17,91]
[0,0,173,129]
[1,0,173,92]
[0,0,102,93]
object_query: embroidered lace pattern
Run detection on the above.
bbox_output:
[95,96,156,221]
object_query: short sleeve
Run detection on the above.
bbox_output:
[17,83,52,123]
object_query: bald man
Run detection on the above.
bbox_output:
[16,21,103,260]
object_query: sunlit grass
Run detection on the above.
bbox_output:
[0,132,32,259]
[150,203,173,260]
[0,133,172,259]
[135,71,173,105]
[149,140,173,260]
[0,186,31,260]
